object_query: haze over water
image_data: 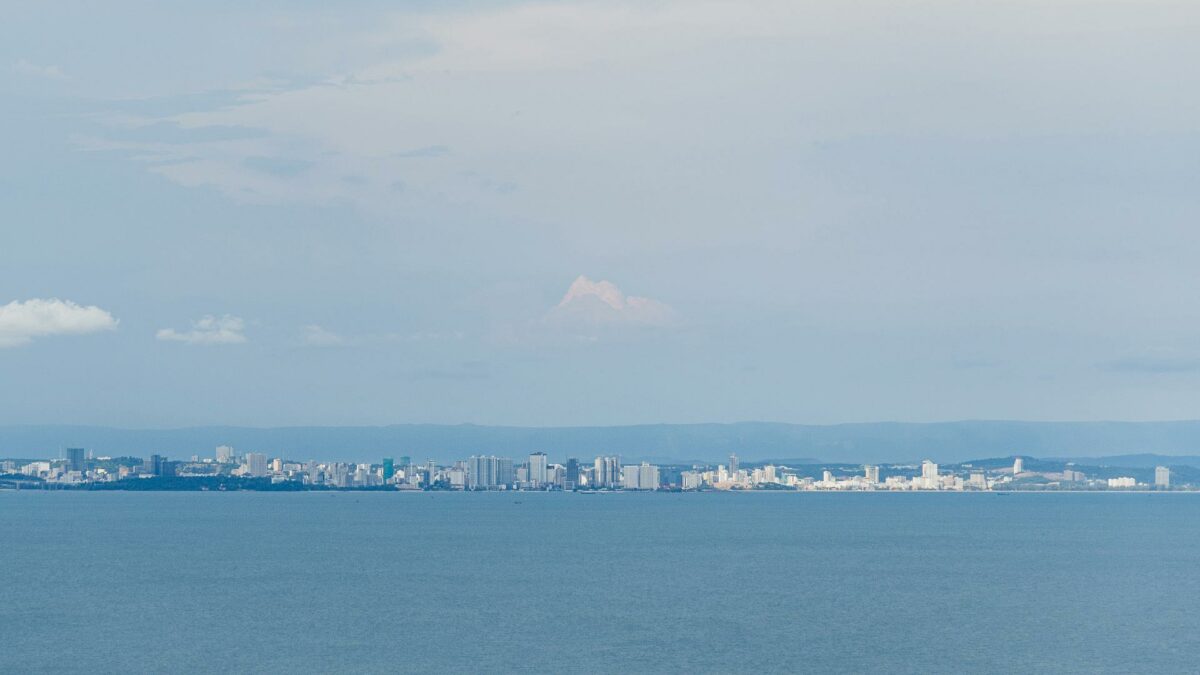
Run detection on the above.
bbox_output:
[4,491,1196,673]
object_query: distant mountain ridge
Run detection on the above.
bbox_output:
[4,420,1200,465]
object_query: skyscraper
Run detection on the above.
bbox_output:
[638,462,659,490]
[468,456,514,489]
[622,465,641,490]
[244,453,268,477]
[66,448,86,473]
[144,454,168,476]
[216,445,235,464]
[565,458,580,490]
[863,465,880,483]
[1013,457,1024,475]
[921,460,939,489]
[382,458,395,481]
[729,453,740,475]
[528,452,548,487]
[593,456,620,489]
[1155,466,1170,488]
[620,462,659,490]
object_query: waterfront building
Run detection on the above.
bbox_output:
[565,458,580,490]
[1062,463,1080,482]
[529,452,548,487]
[1155,466,1170,488]
[383,458,395,481]
[729,453,739,475]
[619,462,659,490]
[496,454,516,485]
[1013,457,1024,475]
[921,460,938,481]
[216,445,235,464]
[593,456,621,489]
[468,455,514,489]
[66,448,86,473]
[639,462,659,490]
[329,463,350,487]
[1107,477,1136,488]
[244,453,268,477]
[915,460,938,489]
[142,454,167,476]
[863,465,880,484]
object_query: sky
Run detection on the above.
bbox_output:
[2,0,1199,428]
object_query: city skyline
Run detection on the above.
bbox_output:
[3,444,1186,493]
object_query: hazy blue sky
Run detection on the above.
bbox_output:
[2,0,1199,427]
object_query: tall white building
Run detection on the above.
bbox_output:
[639,462,659,490]
[761,464,777,483]
[593,456,620,489]
[863,465,880,483]
[920,460,939,489]
[216,445,235,464]
[1013,457,1024,475]
[621,463,659,490]
[622,465,640,490]
[528,452,548,487]
[244,452,268,477]
[1155,466,1170,487]
[468,455,514,489]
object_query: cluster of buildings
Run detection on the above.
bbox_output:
[683,457,1174,492]
[0,447,664,491]
[0,449,1182,492]
[680,457,966,491]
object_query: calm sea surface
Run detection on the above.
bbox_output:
[2,491,1197,673]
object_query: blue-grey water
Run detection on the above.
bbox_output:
[2,492,1197,673]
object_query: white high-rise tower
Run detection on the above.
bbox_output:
[528,452,548,487]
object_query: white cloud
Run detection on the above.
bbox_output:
[547,275,674,327]
[11,58,66,80]
[156,315,247,345]
[0,298,118,348]
[301,323,348,347]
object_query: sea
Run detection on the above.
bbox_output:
[2,491,1197,674]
